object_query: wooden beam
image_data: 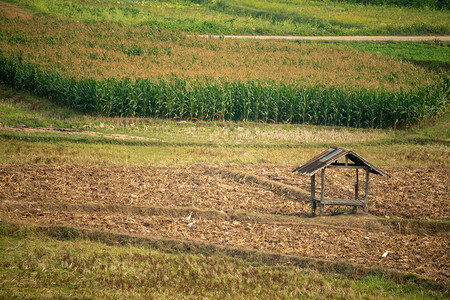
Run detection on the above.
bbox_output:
[314,198,365,206]
[354,168,359,211]
[328,164,366,170]
[311,174,316,217]
[320,168,325,216]
[364,168,370,213]
[331,162,359,166]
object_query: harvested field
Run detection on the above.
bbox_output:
[0,164,448,280]
[1,164,446,220]
[224,164,450,221]
[0,164,307,216]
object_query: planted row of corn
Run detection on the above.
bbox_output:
[0,55,447,128]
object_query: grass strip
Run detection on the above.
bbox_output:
[6,0,449,35]
[0,220,447,298]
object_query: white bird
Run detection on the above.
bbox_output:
[187,220,195,227]
[381,251,389,258]
[186,211,193,221]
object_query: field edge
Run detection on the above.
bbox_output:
[1,220,447,296]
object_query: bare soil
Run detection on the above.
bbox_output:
[0,1,32,20]
[0,164,448,280]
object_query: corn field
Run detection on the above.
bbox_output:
[1,15,441,93]
[0,55,448,128]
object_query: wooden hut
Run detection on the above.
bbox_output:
[292,147,390,216]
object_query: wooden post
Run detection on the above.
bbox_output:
[311,174,316,217]
[320,168,325,216]
[363,168,370,213]
[354,168,359,211]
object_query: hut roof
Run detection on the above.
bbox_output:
[292,147,390,177]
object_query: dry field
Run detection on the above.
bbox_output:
[1,164,448,280]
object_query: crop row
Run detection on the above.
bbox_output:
[0,55,447,128]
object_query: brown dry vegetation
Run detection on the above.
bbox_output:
[0,1,32,20]
[1,164,448,280]
[2,164,448,220]
[0,13,438,91]
[0,164,302,215]
[4,208,449,280]
[230,164,450,220]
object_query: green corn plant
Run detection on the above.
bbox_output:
[0,54,447,128]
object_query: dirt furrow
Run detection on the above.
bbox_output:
[219,164,450,220]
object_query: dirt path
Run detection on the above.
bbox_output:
[200,35,450,42]
[0,125,163,142]
[0,1,32,20]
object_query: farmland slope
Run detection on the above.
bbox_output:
[0,3,448,127]
[3,0,449,35]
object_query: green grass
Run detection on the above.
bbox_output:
[0,83,92,128]
[326,41,450,71]
[0,222,446,299]
[1,84,448,167]
[336,0,449,10]
[3,137,449,166]
[5,0,449,36]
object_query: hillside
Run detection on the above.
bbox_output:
[0,1,449,298]
[5,0,450,35]
[0,1,448,127]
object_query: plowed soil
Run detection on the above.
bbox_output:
[0,164,449,280]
